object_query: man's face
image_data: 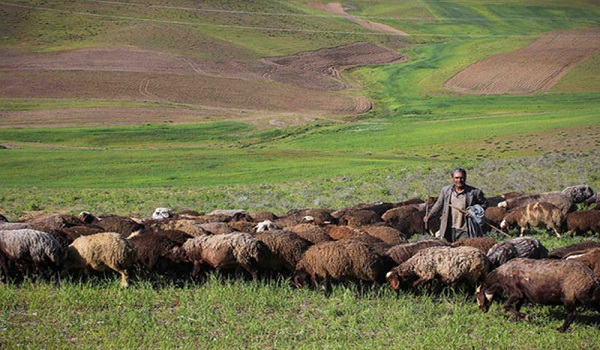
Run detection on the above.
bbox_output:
[452,172,466,188]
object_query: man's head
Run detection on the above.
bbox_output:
[451,168,467,189]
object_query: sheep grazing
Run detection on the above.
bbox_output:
[128,230,193,279]
[181,232,268,280]
[565,210,600,236]
[0,229,66,281]
[500,202,564,237]
[548,240,600,259]
[451,237,497,254]
[498,192,576,216]
[486,236,548,268]
[293,239,389,293]
[386,239,450,265]
[63,232,137,288]
[475,258,600,332]
[386,246,490,292]
[565,248,600,276]
[254,230,312,275]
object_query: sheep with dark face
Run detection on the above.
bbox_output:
[565,210,600,236]
[486,236,548,268]
[293,239,389,293]
[500,202,564,237]
[181,232,268,280]
[476,258,600,332]
[63,232,137,288]
[0,229,66,281]
[386,246,490,292]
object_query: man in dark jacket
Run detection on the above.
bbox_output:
[424,168,486,242]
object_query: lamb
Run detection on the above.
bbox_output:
[0,229,66,281]
[385,239,450,265]
[254,230,312,275]
[500,202,564,237]
[548,240,600,259]
[386,246,490,292]
[565,210,600,236]
[293,239,390,293]
[475,258,600,332]
[486,236,548,268]
[181,232,268,280]
[565,248,600,276]
[451,236,497,254]
[63,232,137,288]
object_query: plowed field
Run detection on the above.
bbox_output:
[444,27,600,95]
[0,43,405,128]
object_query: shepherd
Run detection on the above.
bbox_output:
[424,168,487,242]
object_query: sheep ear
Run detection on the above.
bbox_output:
[485,292,494,302]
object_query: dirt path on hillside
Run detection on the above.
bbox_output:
[444,27,600,95]
[308,2,408,35]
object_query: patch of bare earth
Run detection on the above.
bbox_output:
[308,2,408,36]
[444,27,600,95]
[0,43,405,128]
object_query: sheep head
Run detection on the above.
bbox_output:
[475,285,494,312]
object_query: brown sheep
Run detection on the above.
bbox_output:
[287,223,332,244]
[484,206,507,229]
[335,209,382,228]
[565,210,600,236]
[548,240,600,259]
[565,248,600,276]
[500,202,564,237]
[382,205,439,237]
[386,246,490,292]
[293,239,389,293]
[362,225,407,245]
[476,258,600,332]
[254,230,312,275]
[128,230,193,278]
[79,212,143,238]
[326,225,367,240]
[498,192,576,216]
[451,236,497,254]
[385,239,450,265]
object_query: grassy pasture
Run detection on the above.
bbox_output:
[1,1,600,348]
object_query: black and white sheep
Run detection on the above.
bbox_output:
[386,246,490,292]
[486,236,548,268]
[181,232,268,280]
[565,210,600,236]
[0,229,66,281]
[500,202,564,237]
[293,239,389,293]
[475,258,600,332]
[63,232,138,288]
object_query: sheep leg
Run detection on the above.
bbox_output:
[119,269,129,288]
[503,296,528,320]
[557,304,577,333]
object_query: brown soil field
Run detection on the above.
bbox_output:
[308,2,408,36]
[0,43,405,128]
[444,27,600,95]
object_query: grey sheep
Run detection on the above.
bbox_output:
[385,239,450,265]
[0,229,66,281]
[63,232,137,288]
[386,246,490,291]
[561,185,594,204]
[181,232,268,279]
[476,258,600,332]
[565,210,600,236]
[486,236,548,268]
[293,239,389,293]
[254,229,312,275]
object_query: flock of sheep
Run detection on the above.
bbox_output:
[1,184,599,332]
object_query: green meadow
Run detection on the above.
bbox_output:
[1,1,599,348]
